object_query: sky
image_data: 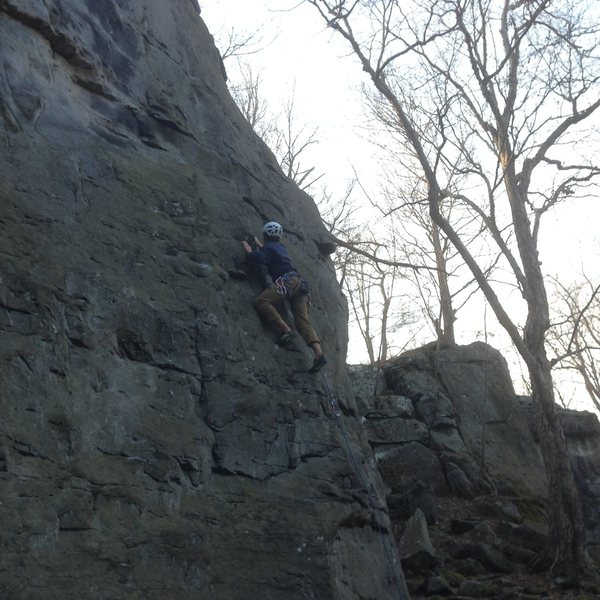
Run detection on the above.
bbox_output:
[201,0,370,184]
[199,0,600,413]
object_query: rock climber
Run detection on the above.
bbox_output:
[242,221,327,374]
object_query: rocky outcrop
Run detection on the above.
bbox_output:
[384,342,547,497]
[555,407,600,562]
[0,2,407,598]
[350,342,600,598]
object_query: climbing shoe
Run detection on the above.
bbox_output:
[309,354,327,374]
[277,330,296,348]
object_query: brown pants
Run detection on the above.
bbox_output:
[252,275,320,346]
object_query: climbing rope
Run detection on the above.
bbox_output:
[319,369,341,416]
[319,368,408,599]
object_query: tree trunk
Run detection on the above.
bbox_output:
[379,291,391,363]
[528,355,588,580]
[431,219,455,344]
[502,158,589,579]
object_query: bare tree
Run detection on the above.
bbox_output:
[549,277,600,413]
[210,23,277,141]
[362,90,505,345]
[320,184,416,362]
[364,97,460,343]
[211,24,324,189]
[378,177,488,345]
[272,94,324,191]
[229,63,275,141]
[342,238,409,363]
[217,27,266,62]
[226,66,324,191]
[306,0,600,581]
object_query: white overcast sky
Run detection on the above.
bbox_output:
[200,0,372,184]
[200,1,600,412]
[200,0,599,275]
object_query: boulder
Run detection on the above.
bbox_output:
[346,364,388,414]
[399,509,438,571]
[424,575,454,596]
[363,394,415,420]
[375,442,449,495]
[365,417,429,445]
[451,543,513,573]
[388,479,438,525]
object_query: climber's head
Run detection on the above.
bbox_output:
[262,221,283,241]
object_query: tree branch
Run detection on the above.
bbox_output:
[330,234,442,272]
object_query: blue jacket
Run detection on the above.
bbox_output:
[246,241,297,280]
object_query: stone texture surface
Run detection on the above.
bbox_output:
[561,408,600,562]
[517,400,600,561]
[385,342,547,496]
[0,1,408,598]
[398,509,438,571]
[350,343,600,597]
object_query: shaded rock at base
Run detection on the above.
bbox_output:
[399,508,438,572]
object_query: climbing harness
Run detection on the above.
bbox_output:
[273,271,300,297]
[274,273,292,296]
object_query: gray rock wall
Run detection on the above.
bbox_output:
[0,1,406,598]
[350,344,600,596]
[384,342,547,497]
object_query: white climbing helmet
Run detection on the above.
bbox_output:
[263,221,283,238]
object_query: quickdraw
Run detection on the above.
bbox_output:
[320,371,342,416]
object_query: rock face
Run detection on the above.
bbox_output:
[0,2,407,598]
[351,342,600,597]
[384,342,547,497]
[557,408,600,562]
